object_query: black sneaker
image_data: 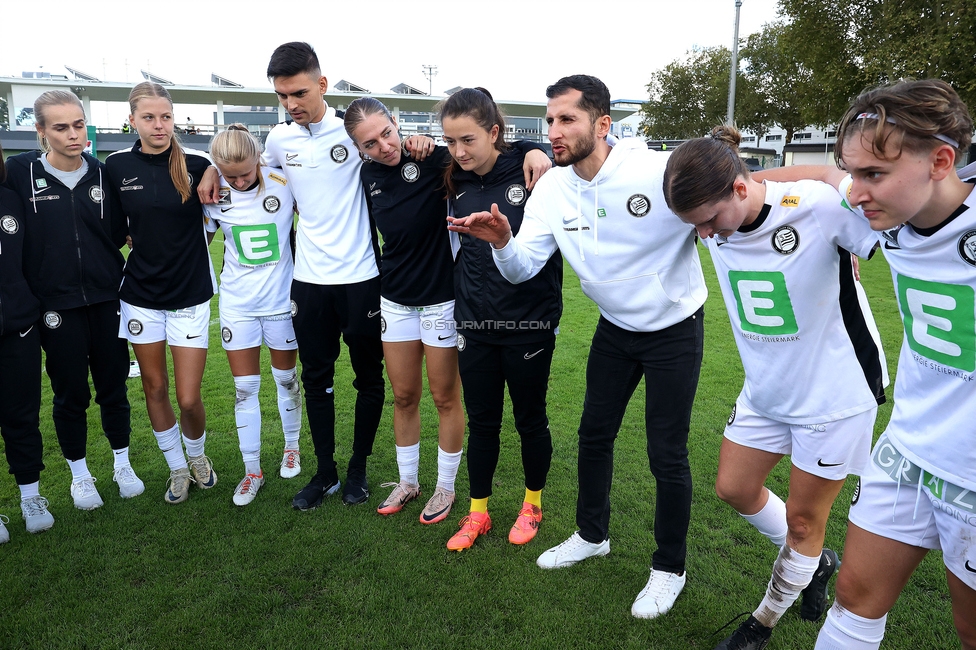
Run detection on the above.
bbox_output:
[800,548,839,621]
[292,474,340,511]
[714,615,772,650]
[342,465,369,505]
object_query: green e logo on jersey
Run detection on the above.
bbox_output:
[231,224,280,266]
[729,271,798,335]
[897,275,975,372]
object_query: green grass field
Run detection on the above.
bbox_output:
[0,238,956,649]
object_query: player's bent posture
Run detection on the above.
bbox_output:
[449,75,705,618]
[439,89,559,551]
[663,124,887,650]
[0,145,54,539]
[3,90,141,509]
[107,82,217,504]
[342,98,465,524]
[203,125,303,506]
[808,80,976,650]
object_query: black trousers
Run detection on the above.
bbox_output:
[576,310,703,574]
[291,278,385,482]
[40,301,130,461]
[0,325,45,484]
[457,335,555,499]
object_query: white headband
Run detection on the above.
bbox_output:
[855,112,960,148]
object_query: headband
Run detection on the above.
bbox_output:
[855,112,960,148]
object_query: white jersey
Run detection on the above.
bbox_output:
[263,106,378,285]
[872,182,976,492]
[703,180,886,423]
[203,167,295,317]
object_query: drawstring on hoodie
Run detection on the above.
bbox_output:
[576,181,584,262]
[98,167,104,220]
[29,161,37,214]
[574,177,602,262]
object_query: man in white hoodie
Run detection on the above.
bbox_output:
[448,75,707,619]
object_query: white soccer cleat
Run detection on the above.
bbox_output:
[113,465,146,499]
[0,514,10,544]
[70,477,104,510]
[232,473,265,506]
[631,569,687,619]
[536,531,610,569]
[280,449,301,479]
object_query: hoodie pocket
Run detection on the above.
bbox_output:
[579,273,676,327]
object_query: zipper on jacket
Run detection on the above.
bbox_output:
[69,189,90,305]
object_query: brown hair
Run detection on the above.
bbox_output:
[835,79,973,165]
[210,124,264,193]
[128,82,192,202]
[33,90,85,152]
[437,88,509,196]
[663,124,750,215]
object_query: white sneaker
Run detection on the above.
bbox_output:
[536,531,610,569]
[21,495,55,533]
[232,473,265,506]
[0,514,9,544]
[631,569,686,619]
[113,465,146,499]
[70,476,104,510]
[280,449,301,479]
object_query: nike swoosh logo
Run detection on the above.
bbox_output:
[370,183,376,190]
[367,310,380,318]
[716,240,728,247]
[420,502,452,522]
[186,334,203,339]
[116,310,121,316]
[884,241,900,250]
[286,406,299,412]
[817,459,844,467]
[19,326,33,337]
[122,177,138,185]
[524,349,544,360]
[33,186,51,194]
[220,207,233,213]
[562,215,578,225]
[286,153,298,161]
[966,560,976,573]
[286,338,297,344]
[455,192,466,200]
[437,334,452,341]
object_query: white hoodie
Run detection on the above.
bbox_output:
[493,138,706,332]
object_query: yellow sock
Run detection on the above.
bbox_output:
[524,489,542,508]
[470,497,489,514]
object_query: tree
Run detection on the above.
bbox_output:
[0,97,7,130]
[639,46,737,140]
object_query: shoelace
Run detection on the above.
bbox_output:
[640,571,682,601]
[73,477,98,497]
[425,489,452,511]
[189,456,212,476]
[379,482,415,506]
[239,475,261,494]
[0,514,10,525]
[282,451,299,469]
[114,466,138,484]
[709,611,752,639]
[22,496,50,516]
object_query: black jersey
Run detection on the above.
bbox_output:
[105,141,215,310]
[452,143,563,343]
[361,146,454,306]
[0,186,40,335]
[3,151,126,311]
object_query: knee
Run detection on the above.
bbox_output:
[430,391,460,413]
[392,388,420,412]
[176,392,204,416]
[954,612,976,650]
[714,477,752,511]
[785,509,823,545]
[141,379,169,406]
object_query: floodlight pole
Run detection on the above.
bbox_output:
[422,64,438,96]
[726,0,742,124]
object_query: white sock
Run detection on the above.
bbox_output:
[272,366,301,450]
[396,442,420,485]
[112,447,131,469]
[815,602,886,649]
[66,457,92,482]
[19,482,40,499]
[753,545,822,627]
[183,431,207,459]
[234,375,262,473]
[436,447,462,492]
[741,489,788,548]
[154,424,187,471]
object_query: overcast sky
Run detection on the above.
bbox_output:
[4,0,782,124]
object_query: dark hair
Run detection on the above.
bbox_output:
[836,79,973,165]
[267,42,321,80]
[663,124,750,216]
[546,75,611,124]
[437,87,509,196]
